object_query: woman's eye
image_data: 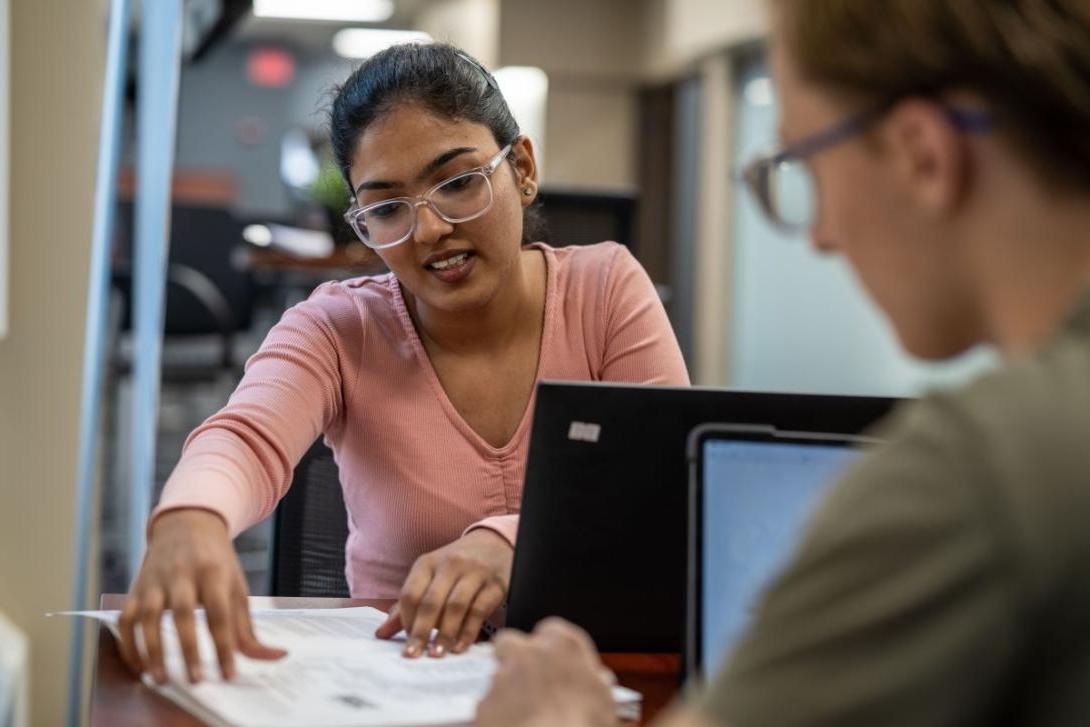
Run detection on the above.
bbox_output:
[439,175,475,193]
[366,202,402,219]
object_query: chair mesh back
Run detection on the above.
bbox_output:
[270,439,351,597]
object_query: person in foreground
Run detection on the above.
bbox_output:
[118,43,688,684]
[476,1,1090,725]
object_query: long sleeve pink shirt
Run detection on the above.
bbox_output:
[154,241,690,597]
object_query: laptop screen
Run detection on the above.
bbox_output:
[700,437,861,677]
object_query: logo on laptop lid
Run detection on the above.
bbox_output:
[567,421,602,443]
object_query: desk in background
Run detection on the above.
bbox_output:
[91,594,679,726]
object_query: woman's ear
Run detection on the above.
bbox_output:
[511,135,539,206]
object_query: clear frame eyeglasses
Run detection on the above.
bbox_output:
[739,104,995,233]
[344,143,514,250]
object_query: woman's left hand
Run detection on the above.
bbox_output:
[375,528,513,657]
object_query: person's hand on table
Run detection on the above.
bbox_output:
[118,508,287,684]
[376,528,513,658]
[475,617,617,727]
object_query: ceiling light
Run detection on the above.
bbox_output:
[332,29,432,59]
[253,0,395,23]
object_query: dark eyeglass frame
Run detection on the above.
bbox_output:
[740,102,997,232]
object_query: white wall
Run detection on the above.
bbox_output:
[643,0,765,79]
[544,85,637,189]
[417,0,499,68]
[0,0,105,724]
[499,0,645,189]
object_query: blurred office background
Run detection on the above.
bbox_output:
[0,0,994,724]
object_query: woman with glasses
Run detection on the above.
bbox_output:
[118,43,689,685]
[474,1,1090,726]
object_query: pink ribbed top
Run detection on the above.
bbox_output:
[153,242,690,597]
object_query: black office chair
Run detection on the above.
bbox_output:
[110,262,238,378]
[269,439,351,598]
[111,201,259,378]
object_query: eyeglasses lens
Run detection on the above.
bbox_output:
[766,159,815,232]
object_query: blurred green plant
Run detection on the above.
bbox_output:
[308,162,359,244]
[308,162,351,214]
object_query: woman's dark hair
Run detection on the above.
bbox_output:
[330,42,547,243]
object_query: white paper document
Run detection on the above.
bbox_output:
[58,607,641,727]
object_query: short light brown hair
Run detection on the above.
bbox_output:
[772,0,1090,189]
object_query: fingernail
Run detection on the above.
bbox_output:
[404,641,421,658]
[191,666,203,683]
[455,640,469,653]
[429,643,445,657]
[155,669,168,684]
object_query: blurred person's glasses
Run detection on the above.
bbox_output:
[740,104,995,234]
[345,144,514,250]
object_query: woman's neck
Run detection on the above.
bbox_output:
[405,247,544,355]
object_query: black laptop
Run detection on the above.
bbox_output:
[506,381,898,652]
[684,423,882,682]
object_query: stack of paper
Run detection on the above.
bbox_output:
[62,607,641,726]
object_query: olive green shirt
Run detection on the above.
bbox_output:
[700,290,1090,727]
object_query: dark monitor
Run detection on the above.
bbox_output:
[538,188,636,249]
[506,382,898,652]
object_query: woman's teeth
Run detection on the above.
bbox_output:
[429,253,470,270]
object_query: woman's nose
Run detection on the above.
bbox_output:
[412,202,454,245]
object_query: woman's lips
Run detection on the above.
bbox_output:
[424,250,476,283]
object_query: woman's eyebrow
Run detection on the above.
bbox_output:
[354,146,478,196]
[418,146,477,179]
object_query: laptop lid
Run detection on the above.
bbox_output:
[507,382,897,652]
[684,423,881,683]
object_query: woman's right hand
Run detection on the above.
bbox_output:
[118,508,287,684]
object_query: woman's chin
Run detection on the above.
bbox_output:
[416,276,500,315]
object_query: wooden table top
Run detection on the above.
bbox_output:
[91,594,680,726]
